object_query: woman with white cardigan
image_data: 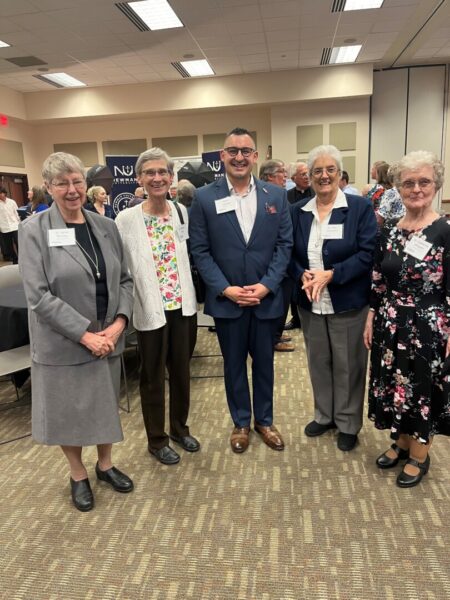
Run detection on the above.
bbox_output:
[116,147,199,465]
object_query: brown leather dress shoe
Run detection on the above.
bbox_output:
[254,424,285,451]
[230,427,250,453]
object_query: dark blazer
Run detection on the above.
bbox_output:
[86,203,116,219]
[18,203,133,365]
[290,193,377,313]
[189,177,293,320]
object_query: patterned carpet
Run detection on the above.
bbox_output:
[0,326,449,599]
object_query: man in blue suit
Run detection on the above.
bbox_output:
[189,128,293,453]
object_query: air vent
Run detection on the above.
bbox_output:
[115,2,150,31]
[320,48,332,65]
[6,56,47,67]
[331,0,346,12]
[171,61,190,78]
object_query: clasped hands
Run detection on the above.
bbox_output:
[223,283,270,306]
[80,316,127,358]
[301,269,333,303]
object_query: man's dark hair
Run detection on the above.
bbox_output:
[0,186,7,194]
[227,127,251,137]
[341,171,349,184]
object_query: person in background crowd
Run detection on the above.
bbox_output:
[176,179,196,210]
[128,186,147,208]
[190,128,292,454]
[86,186,115,219]
[339,171,359,196]
[291,144,377,452]
[363,161,389,213]
[287,161,314,205]
[259,159,295,353]
[0,186,20,264]
[29,185,49,214]
[361,160,385,197]
[116,147,200,466]
[376,164,405,225]
[18,152,134,512]
[364,150,450,488]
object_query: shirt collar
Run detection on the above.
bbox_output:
[226,174,255,196]
[301,188,348,212]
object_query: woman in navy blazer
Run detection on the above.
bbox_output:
[290,145,377,451]
[86,185,116,219]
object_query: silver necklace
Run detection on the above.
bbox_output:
[77,222,100,279]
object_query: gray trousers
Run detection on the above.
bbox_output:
[299,306,369,435]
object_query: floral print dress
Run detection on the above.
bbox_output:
[144,213,182,310]
[368,217,450,443]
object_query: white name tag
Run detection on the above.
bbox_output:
[404,236,432,260]
[48,228,76,247]
[176,223,189,243]
[324,224,343,239]
[215,196,237,214]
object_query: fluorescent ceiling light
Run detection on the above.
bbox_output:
[330,45,362,64]
[180,59,214,77]
[0,40,11,48]
[344,0,383,10]
[128,0,183,30]
[37,73,87,88]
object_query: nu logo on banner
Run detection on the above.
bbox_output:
[105,155,138,214]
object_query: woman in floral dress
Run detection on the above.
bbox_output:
[116,147,200,466]
[364,150,450,488]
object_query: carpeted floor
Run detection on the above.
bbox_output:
[0,326,449,599]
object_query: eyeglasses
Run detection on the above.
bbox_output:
[312,166,339,177]
[223,147,255,158]
[274,169,286,175]
[51,179,86,190]
[400,178,434,190]
[142,168,171,178]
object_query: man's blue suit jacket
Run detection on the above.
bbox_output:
[189,177,293,320]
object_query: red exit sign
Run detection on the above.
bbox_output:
[0,114,8,126]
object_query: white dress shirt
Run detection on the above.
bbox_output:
[302,190,348,315]
[226,175,257,243]
[0,197,20,233]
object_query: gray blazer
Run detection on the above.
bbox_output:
[18,203,133,365]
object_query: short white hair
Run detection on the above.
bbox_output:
[390,150,445,191]
[308,145,343,173]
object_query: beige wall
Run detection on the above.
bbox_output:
[0,119,40,185]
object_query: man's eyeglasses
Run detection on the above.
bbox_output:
[51,179,86,190]
[312,166,339,177]
[142,168,171,178]
[223,147,255,158]
[400,178,434,190]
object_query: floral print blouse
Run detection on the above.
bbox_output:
[144,213,182,311]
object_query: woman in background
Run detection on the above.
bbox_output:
[29,185,49,214]
[86,185,115,219]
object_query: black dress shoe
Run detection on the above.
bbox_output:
[70,477,94,512]
[337,432,358,451]
[284,318,300,331]
[304,420,337,437]
[95,463,134,493]
[396,455,430,488]
[149,445,180,465]
[170,434,201,452]
[376,443,409,469]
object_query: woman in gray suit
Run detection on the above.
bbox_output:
[18,152,134,512]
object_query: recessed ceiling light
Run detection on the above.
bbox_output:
[34,73,87,88]
[330,45,362,63]
[344,0,383,10]
[0,40,11,48]
[183,53,195,59]
[180,59,214,77]
[128,0,183,30]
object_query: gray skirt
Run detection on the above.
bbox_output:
[31,356,124,446]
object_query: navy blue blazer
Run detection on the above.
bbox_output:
[189,177,293,319]
[290,194,377,313]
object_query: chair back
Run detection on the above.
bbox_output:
[0,265,21,288]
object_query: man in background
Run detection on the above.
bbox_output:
[0,186,20,263]
[287,161,313,204]
[339,171,359,195]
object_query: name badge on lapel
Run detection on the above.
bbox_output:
[324,224,343,239]
[176,224,189,243]
[404,236,432,261]
[48,228,76,247]
[215,196,237,214]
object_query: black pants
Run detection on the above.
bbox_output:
[1,230,18,263]
[137,310,197,450]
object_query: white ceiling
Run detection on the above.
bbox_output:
[0,0,448,93]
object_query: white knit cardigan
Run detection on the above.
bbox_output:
[115,202,197,331]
